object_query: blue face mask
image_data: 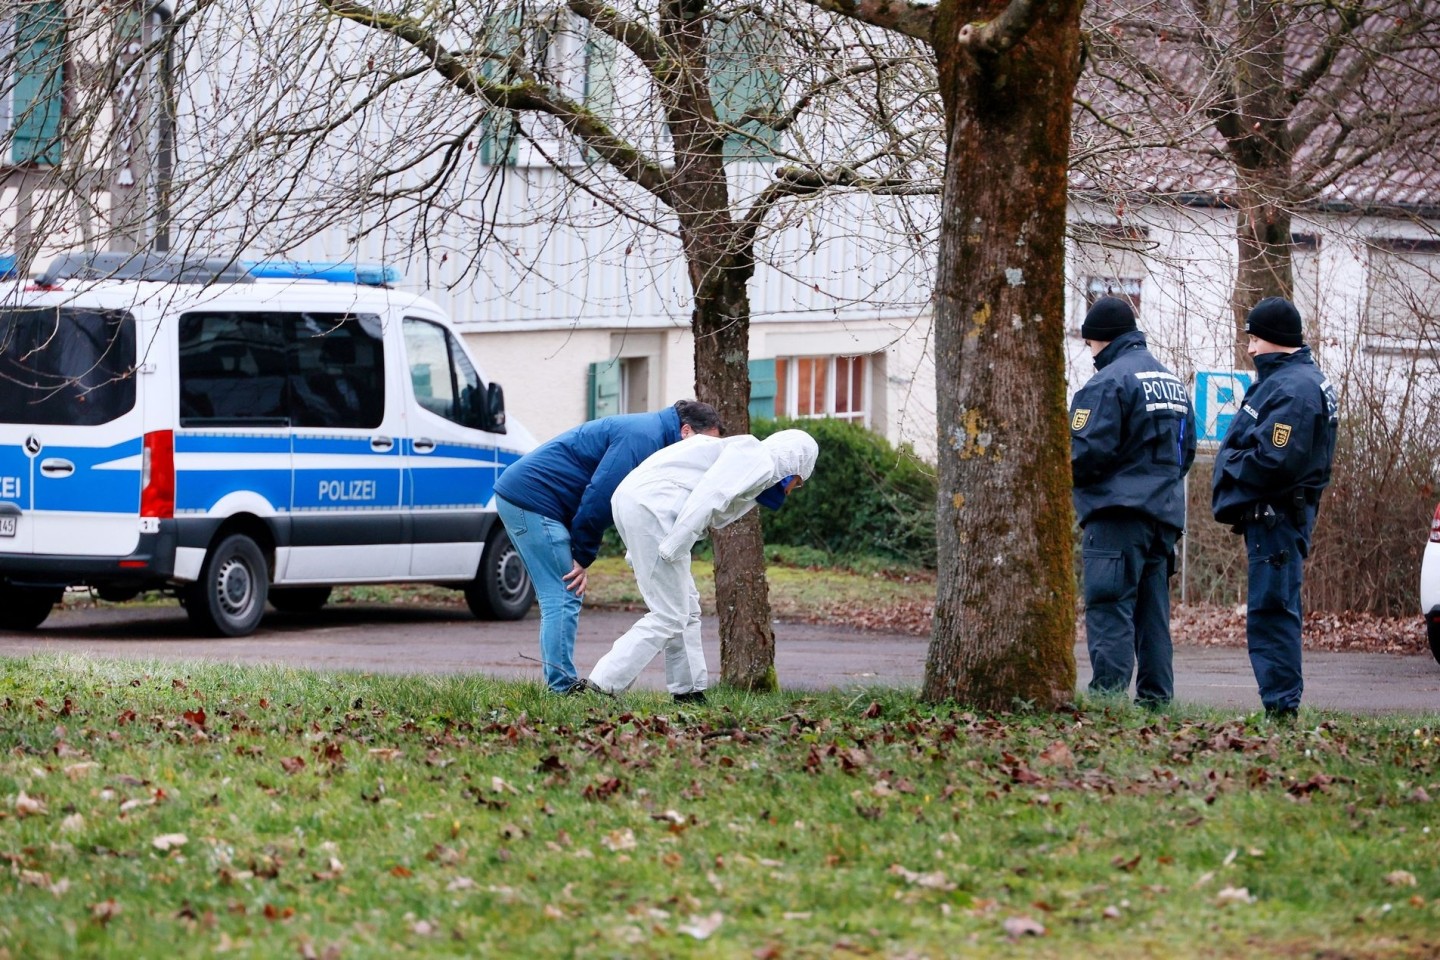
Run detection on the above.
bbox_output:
[756,476,795,511]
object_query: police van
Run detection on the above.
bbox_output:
[0,252,537,636]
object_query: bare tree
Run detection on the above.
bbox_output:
[798,0,1083,709]
[1081,0,1440,360]
[81,0,935,689]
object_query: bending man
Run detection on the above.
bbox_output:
[587,429,819,702]
[493,400,722,694]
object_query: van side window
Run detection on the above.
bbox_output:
[0,307,136,426]
[179,311,385,428]
[404,317,484,428]
[179,312,287,422]
[288,313,385,429]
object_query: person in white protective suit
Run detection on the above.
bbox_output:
[586,429,820,701]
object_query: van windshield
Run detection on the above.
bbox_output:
[0,307,137,426]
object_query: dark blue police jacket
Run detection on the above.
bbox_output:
[1211,346,1338,526]
[494,406,683,567]
[1070,330,1197,529]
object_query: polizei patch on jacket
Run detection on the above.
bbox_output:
[1071,409,1091,430]
[1272,423,1293,447]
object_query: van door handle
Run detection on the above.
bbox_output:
[413,438,436,454]
[371,436,394,453]
[39,458,74,477]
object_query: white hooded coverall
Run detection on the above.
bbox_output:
[588,429,820,695]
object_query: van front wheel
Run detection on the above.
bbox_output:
[465,528,533,621]
[0,585,61,631]
[185,534,269,637]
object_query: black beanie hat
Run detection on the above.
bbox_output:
[1080,296,1137,341]
[1245,297,1304,348]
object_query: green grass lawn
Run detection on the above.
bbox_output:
[1,658,1437,959]
[326,555,936,631]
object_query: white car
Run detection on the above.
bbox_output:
[1421,504,1440,663]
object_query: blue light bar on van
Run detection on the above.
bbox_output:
[243,261,402,286]
[0,254,19,280]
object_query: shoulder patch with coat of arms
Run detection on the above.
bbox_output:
[1271,422,1293,448]
[1071,409,1091,431]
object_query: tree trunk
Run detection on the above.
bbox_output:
[1227,0,1293,365]
[1232,183,1293,363]
[692,268,777,692]
[656,0,777,692]
[921,1,1081,709]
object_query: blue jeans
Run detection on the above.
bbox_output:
[496,496,583,692]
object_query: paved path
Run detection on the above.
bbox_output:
[1,603,1437,714]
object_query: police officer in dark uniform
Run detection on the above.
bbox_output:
[1212,298,1338,720]
[1070,297,1197,706]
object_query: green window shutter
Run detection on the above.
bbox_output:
[582,30,616,165]
[478,10,521,166]
[747,358,776,422]
[12,1,65,166]
[709,19,782,163]
[587,359,622,420]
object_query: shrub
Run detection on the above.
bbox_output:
[752,417,937,569]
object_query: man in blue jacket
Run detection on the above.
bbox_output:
[494,400,722,694]
[1212,298,1338,720]
[1070,297,1197,707]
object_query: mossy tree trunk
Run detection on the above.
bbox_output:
[919,0,1082,708]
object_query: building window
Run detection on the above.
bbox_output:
[774,355,868,424]
[1072,221,1150,336]
[708,18,782,162]
[1084,276,1143,314]
[1363,238,1440,343]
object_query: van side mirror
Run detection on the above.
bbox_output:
[482,382,507,434]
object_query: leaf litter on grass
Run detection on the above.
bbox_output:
[0,658,1437,958]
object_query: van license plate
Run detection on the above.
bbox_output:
[0,517,14,537]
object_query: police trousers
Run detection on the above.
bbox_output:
[1243,504,1316,712]
[1081,512,1180,705]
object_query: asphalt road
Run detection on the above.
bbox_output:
[2,603,1437,715]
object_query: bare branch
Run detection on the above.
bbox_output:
[793,0,935,44]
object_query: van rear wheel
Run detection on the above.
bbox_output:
[185,533,269,637]
[270,587,332,614]
[465,527,533,621]
[0,585,61,631]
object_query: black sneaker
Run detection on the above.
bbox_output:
[1264,705,1299,723]
[673,690,707,705]
[563,678,605,696]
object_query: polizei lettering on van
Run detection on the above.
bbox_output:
[318,479,377,502]
[0,476,19,498]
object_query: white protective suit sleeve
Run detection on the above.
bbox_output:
[657,437,777,562]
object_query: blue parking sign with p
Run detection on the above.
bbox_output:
[1194,370,1254,444]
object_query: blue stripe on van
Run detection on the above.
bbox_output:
[0,447,30,509]
[176,469,291,514]
[34,439,142,513]
[409,440,498,509]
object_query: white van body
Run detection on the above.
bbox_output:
[0,257,537,636]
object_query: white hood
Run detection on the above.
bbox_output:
[760,429,820,483]
[612,429,819,562]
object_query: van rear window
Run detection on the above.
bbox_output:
[0,307,137,426]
